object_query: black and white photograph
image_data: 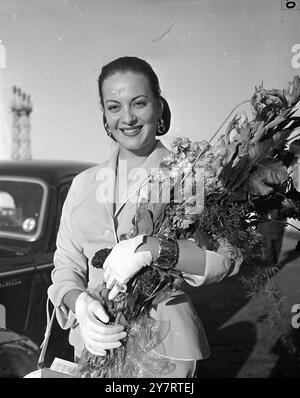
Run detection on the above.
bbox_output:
[0,0,300,384]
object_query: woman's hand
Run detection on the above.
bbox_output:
[103,235,152,300]
[75,292,127,356]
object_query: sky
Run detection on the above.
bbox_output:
[0,0,300,162]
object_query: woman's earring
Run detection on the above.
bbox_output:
[104,122,112,137]
[157,119,165,136]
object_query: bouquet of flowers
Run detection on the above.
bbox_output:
[77,76,300,378]
[160,76,300,258]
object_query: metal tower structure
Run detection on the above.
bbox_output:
[11,86,33,160]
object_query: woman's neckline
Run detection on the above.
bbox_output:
[117,139,158,171]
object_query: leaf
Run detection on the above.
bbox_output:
[227,192,247,201]
[220,141,241,165]
[228,163,252,193]
[248,141,272,163]
[289,139,300,155]
[251,121,266,143]
[265,114,289,132]
[277,150,297,168]
[247,179,274,196]
[247,158,288,196]
[192,228,213,249]
[271,130,292,150]
[262,110,300,140]
[224,115,239,143]
[219,155,251,192]
[126,293,138,311]
[274,113,300,132]
[135,203,154,235]
[240,121,251,145]
[283,76,300,106]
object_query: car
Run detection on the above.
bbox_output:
[0,159,96,374]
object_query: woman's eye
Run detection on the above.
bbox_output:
[107,105,120,112]
[133,101,146,109]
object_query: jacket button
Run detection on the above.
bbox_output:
[104,230,110,236]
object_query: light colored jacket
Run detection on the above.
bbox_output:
[48,140,241,360]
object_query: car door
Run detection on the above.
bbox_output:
[0,177,48,342]
[25,178,75,364]
[22,178,73,336]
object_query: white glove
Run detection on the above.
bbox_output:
[75,292,127,356]
[103,235,152,300]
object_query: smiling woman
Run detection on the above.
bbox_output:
[102,71,161,157]
[47,56,243,378]
[99,57,171,159]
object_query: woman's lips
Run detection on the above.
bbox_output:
[120,126,143,137]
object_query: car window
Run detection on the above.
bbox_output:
[0,177,47,240]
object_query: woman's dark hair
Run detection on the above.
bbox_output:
[98,56,171,135]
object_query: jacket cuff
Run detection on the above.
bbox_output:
[183,250,229,287]
[48,282,86,329]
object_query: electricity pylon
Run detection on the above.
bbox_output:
[11,86,33,160]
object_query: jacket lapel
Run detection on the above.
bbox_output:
[115,140,170,217]
[95,149,118,218]
[96,140,170,224]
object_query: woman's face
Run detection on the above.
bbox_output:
[102,71,162,156]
